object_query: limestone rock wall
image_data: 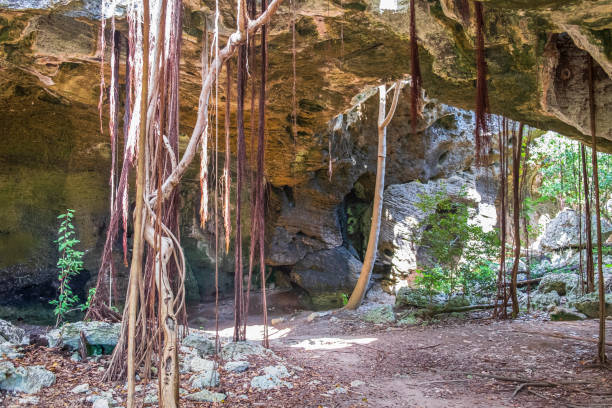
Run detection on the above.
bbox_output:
[1,0,611,308]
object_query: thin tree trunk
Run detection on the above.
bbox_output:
[495,118,509,319]
[576,143,585,295]
[510,123,524,318]
[581,144,594,293]
[345,82,401,310]
[588,55,607,364]
[126,0,150,405]
[520,131,532,311]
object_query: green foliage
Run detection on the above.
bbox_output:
[528,132,612,217]
[413,187,499,297]
[414,267,449,301]
[49,209,85,327]
[341,293,349,306]
[80,288,96,312]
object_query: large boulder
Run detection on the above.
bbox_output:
[378,169,497,292]
[529,291,561,311]
[46,321,120,354]
[0,319,26,344]
[0,362,55,394]
[221,341,271,361]
[572,293,612,318]
[361,305,396,324]
[540,210,612,251]
[289,246,361,309]
[538,273,579,296]
[550,306,587,321]
[182,332,215,357]
[395,287,445,308]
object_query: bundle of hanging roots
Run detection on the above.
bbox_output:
[83,2,281,406]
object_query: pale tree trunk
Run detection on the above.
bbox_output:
[104,1,285,405]
[126,0,150,405]
[345,81,401,310]
[144,225,179,406]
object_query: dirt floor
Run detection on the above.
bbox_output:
[270,310,612,407]
[2,297,612,407]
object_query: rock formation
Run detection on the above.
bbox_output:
[1,0,611,309]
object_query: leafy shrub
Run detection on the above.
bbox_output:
[413,188,499,297]
[49,209,86,327]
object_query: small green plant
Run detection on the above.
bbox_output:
[412,187,499,298]
[341,293,349,306]
[414,267,449,301]
[49,209,85,327]
[80,288,96,312]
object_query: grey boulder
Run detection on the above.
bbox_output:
[0,362,55,394]
[46,321,120,354]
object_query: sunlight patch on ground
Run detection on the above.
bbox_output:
[204,325,291,341]
[289,337,378,351]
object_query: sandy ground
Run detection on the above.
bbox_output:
[269,310,612,407]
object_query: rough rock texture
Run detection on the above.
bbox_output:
[361,304,396,324]
[46,321,120,353]
[189,368,220,389]
[224,360,249,373]
[181,332,215,357]
[0,319,26,344]
[221,341,271,361]
[378,168,497,290]
[538,273,579,296]
[290,246,362,308]
[0,342,23,359]
[250,365,293,391]
[0,362,55,394]
[395,287,444,308]
[550,306,587,321]
[572,293,612,318]
[529,290,561,310]
[540,209,612,251]
[1,0,611,308]
[185,389,226,403]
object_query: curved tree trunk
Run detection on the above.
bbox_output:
[144,225,179,406]
[345,82,400,310]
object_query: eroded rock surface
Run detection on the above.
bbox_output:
[539,209,612,251]
[1,0,611,308]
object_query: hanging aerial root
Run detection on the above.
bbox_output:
[234,42,247,342]
[224,60,232,254]
[291,0,297,144]
[409,0,422,135]
[474,0,490,167]
[199,27,210,227]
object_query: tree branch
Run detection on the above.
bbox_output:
[151,0,285,207]
[381,81,402,128]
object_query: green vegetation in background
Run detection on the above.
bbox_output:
[413,188,499,300]
[528,132,612,219]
